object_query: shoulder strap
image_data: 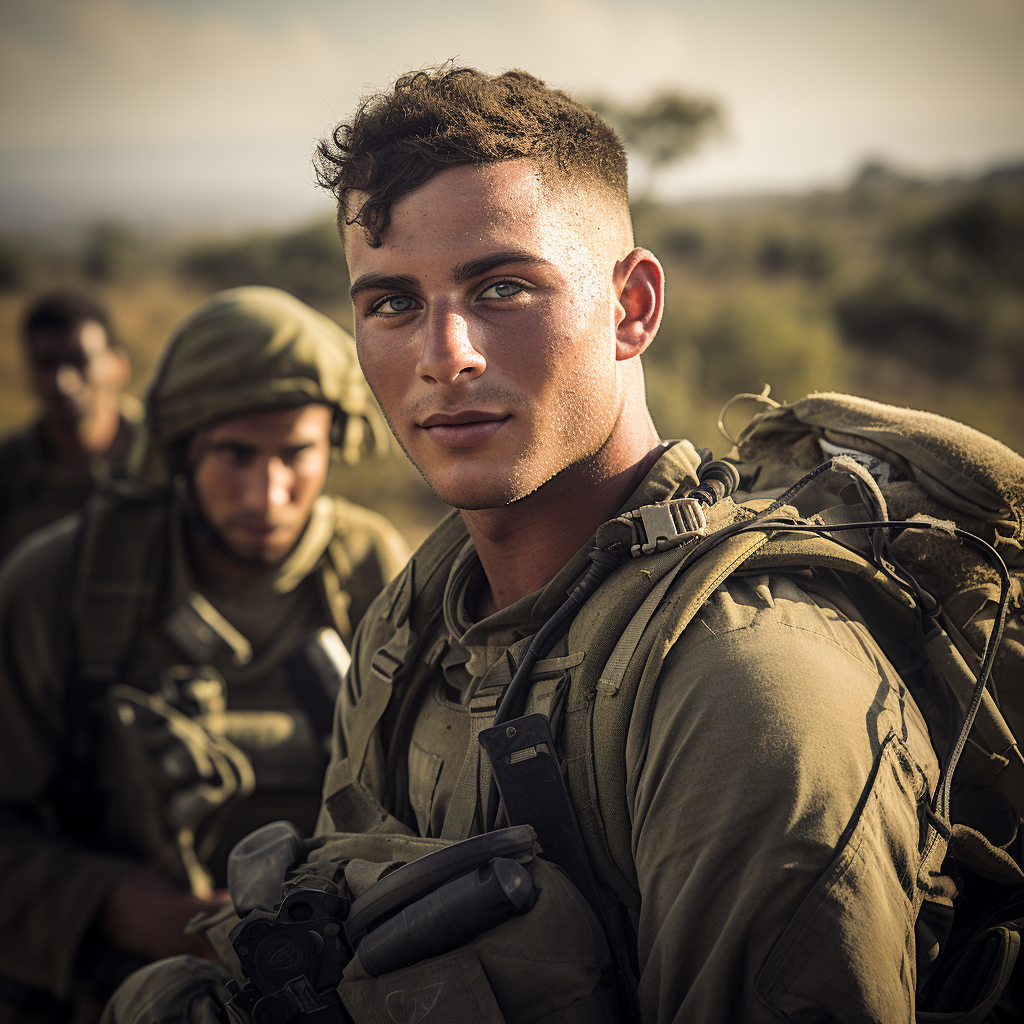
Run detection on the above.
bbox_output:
[324,512,468,827]
[57,486,167,842]
[71,485,167,686]
[320,537,354,641]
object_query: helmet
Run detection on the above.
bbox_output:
[133,286,387,486]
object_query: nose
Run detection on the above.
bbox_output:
[416,307,485,384]
[241,457,292,517]
[55,364,85,397]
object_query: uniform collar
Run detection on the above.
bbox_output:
[441,440,704,675]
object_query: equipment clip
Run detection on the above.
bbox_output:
[626,498,707,557]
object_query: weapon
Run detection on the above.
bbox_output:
[224,824,537,1024]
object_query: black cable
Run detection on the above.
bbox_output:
[484,549,624,832]
[484,458,744,832]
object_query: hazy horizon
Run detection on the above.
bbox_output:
[2,0,1022,234]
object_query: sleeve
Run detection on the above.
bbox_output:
[0,522,136,998]
[628,572,942,1024]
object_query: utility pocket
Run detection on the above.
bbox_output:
[755,731,934,1024]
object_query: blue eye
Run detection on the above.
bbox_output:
[376,295,417,314]
[480,281,525,299]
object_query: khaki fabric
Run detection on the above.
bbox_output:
[319,441,944,1024]
[102,852,616,1024]
[628,571,941,1023]
[99,957,235,1024]
[133,287,388,486]
[0,409,138,562]
[0,488,408,1018]
[732,391,1024,526]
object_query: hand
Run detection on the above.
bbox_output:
[103,863,231,962]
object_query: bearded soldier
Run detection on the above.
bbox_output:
[103,70,960,1024]
[0,287,409,1022]
[0,291,139,561]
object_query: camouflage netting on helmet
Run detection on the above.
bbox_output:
[134,286,388,485]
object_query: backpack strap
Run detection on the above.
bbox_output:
[71,485,167,686]
[60,486,167,840]
[323,513,469,829]
[320,537,354,642]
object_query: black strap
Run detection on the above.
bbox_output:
[480,714,642,1023]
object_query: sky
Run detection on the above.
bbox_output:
[1,0,1022,233]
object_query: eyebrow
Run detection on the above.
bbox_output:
[349,250,550,299]
[453,250,549,283]
[349,273,420,300]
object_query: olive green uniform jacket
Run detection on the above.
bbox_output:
[0,489,408,1019]
[321,442,944,1023]
[0,412,138,563]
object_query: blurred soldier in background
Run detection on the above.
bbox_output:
[0,286,410,1022]
[0,291,139,561]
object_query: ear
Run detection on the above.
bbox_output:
[613,248,664,361]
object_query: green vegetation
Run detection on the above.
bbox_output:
[1,160,1021,546]
[630,162,1024,450]
[589,90,724,199]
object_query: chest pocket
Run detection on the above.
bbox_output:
[432,645,585,843]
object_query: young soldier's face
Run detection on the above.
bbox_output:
[346,160,634,510]
[189,404,333,566]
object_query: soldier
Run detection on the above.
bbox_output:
[0,286,409,1022]
[105,70,952,1023]
[0,291,139,561]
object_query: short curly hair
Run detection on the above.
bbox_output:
[314,65,628,248]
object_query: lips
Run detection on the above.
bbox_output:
[418,410,509,449]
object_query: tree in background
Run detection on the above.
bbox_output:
[589,90,723,200]
[178,220,350,316]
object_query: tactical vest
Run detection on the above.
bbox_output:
[347,393,1024,1022]
[65,485,357,895]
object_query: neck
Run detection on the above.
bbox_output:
[44,405,122,470]
[463,420,663,616]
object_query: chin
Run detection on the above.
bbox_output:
[423,466,554,511]
[222,537,289,568]
[228,548,279,568]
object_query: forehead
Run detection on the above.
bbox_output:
[345,160,588,269]
[28,319,108,357]
[201,404,332,442]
